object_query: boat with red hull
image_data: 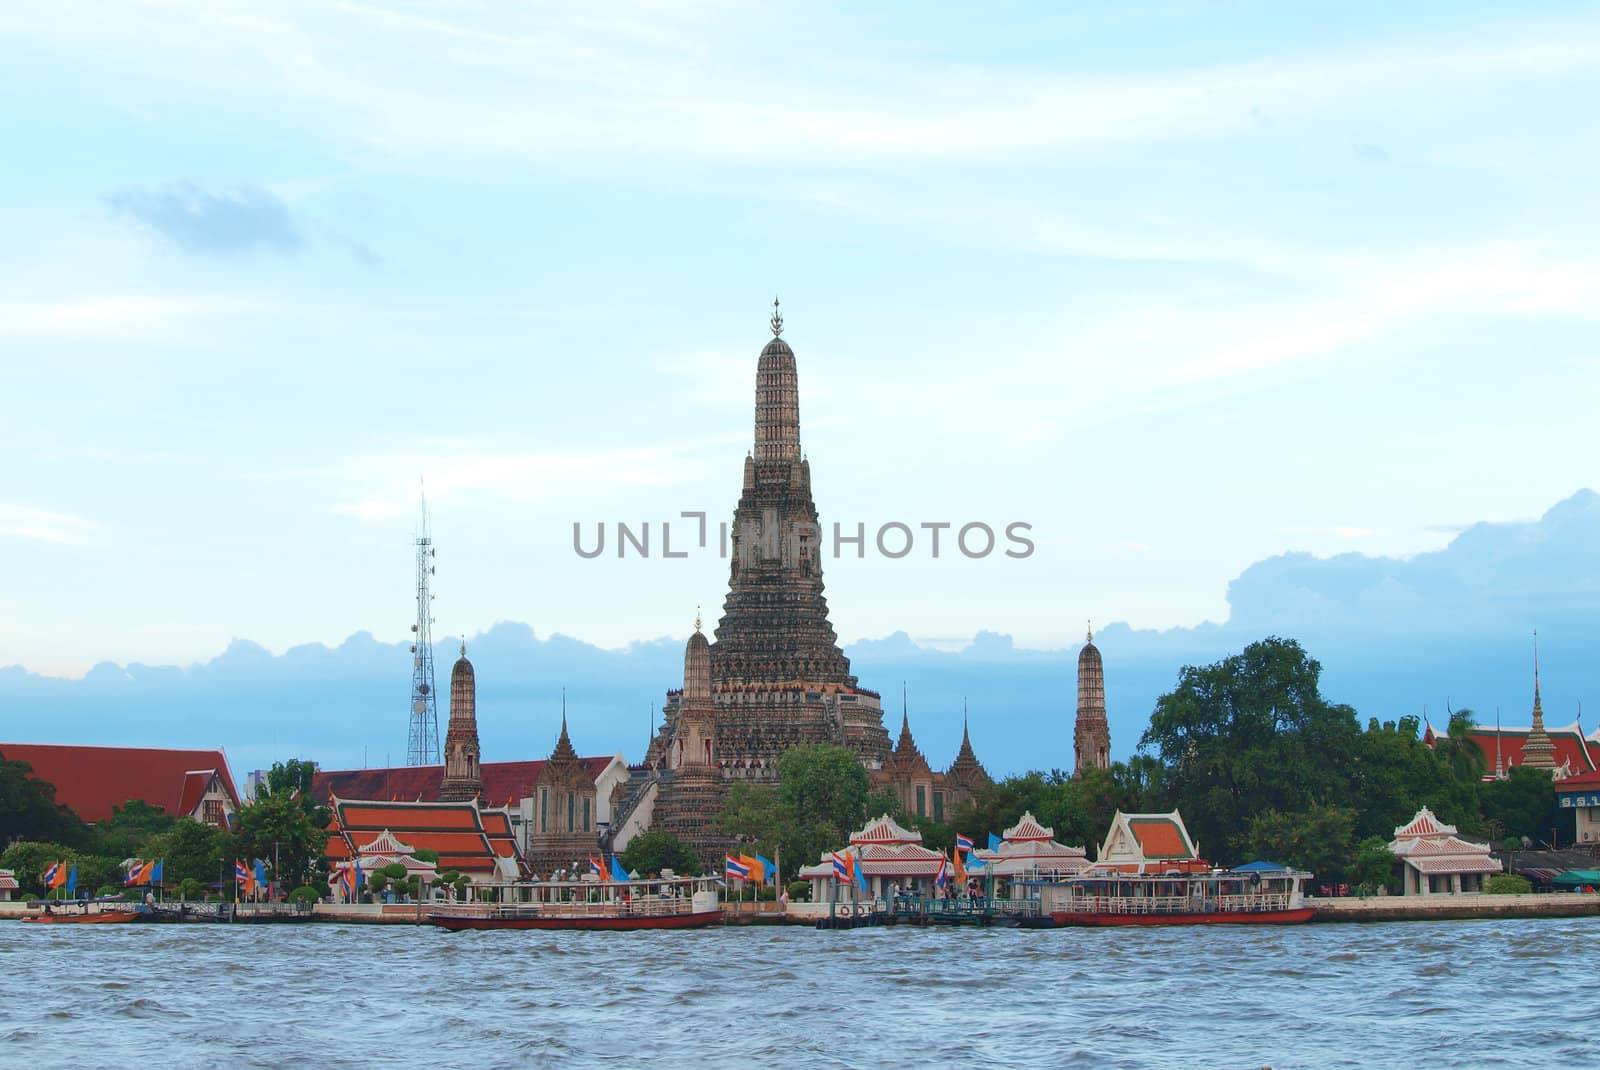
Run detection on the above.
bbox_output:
[427,874,722,932]
[23,907,142,925]
[1025,864,1316,927]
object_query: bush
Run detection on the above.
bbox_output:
[787,881,811,902]
[177,878,206,900]
[96,884,120,898]
[1487,873,1532,895]
[286,885,320,905]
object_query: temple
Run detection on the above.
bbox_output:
[1073,624,1111,776]
[634,305,911,862]
[972,811,1089,877]
[1094,810,1206,874]
[324,797,523,885]
[797,813,949,903]
[1422,635,1599,780]
[871,694,991,823]
[439,643,481,802]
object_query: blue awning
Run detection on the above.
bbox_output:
[1230,860,1288,873]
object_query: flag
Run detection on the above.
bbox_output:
[609,857,629,883]
[830,851,850,883]
[953,849,967,884]
[935,854,949,888]
[42,861,61,888]
[124,860,150,886]
[988,832,1002,851]
[756,854,777,885]
[254,859,267,893]
[725,855,752,881]
[588,856,606,881]
[855,852,869,894]
[149,859,163,884]
[967,852,986,871]
[956,833,975,853]
[235,859,254,894]
[739,854,763,885]
[66,864,77,896]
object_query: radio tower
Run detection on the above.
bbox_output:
[406,486,440,766]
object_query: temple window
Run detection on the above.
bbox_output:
[540,789,548,833]
[568,792,575,832]
[583,798,591,832]
[933,792,944,823]
[915,786,926,817]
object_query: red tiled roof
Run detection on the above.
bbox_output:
[1394,808,1454,839]
[1003,811,1053,843]
[313,757,614,807]
[1428,722,1599,777]
[1558,769,1600,791]
[850,814,921,845]
[0,743,239,823]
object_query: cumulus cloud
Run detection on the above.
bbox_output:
[108,182,300,255]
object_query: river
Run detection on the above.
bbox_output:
[1,917,1586,1068]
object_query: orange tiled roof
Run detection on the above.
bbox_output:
[325,798,523,876]
[1129,818,1192,859]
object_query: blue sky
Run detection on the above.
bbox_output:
[3,2,1600,688]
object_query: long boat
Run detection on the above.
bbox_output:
[23,906,142,925]
[426,875,722,932]
[1021,865,1315,927]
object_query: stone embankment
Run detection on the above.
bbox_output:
[1310,892,1600,922]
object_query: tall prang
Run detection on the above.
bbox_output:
[702,301,891,776]
[1074,623,1111,776]
[439,642,481,801]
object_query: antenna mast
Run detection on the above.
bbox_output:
[407,485,441,765]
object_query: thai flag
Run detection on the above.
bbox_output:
[235,859,253,893]
[42,861,60,888]
[588,856,605,881]
[124,860,149,886]
[831,851,849,883]
[956,834,974,853]
[726,855,751,881]
[935,855,948,888]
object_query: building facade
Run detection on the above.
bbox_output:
[439,644,482,802]
[1073,626,1111,776]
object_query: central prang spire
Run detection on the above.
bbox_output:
[753,297,801,463]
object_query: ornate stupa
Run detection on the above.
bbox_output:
[1521,630,1558,771]
[1074,623,1111,776]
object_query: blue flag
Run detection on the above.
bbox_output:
[253,859,267,891]
[855,853,869,894]
[609,857,629,883]
[757,854,777,884]
[967,853,987,871]
[66,864,77,895]
[988,832,1002,851]
[150,859,163,883]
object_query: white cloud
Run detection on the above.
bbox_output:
[0,503,95,544]
[0,295,259,341]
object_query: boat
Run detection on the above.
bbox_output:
[1021,864,1316,926]
[426,874,723,932]
[23,905,143,925]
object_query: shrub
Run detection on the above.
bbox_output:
[1487,873,1532,895]
[787,881,811,902]
[286,885,320,905]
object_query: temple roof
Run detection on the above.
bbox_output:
[850,813,922,846]
[1097,810,1201,869]
[1003,811,1055,843]
[1393,806,1455,840]
[325,796,523,875]
[0,743,239,824]
[1424,720,1597,780]
[313,757,614,809]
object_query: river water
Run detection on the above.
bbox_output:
[1,917,1586,1068]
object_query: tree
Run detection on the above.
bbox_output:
[141,817,233,885]
[620,830,703,876]
[1350,836,1396,894]
[1350,715,1478,841]
[1242,802,1358,883]
[88,799,177,860]
[1,841,77,895]
[233,759,330,892]
[1140,637,1362,863]
[1481,766,1558,843]
[1486,873,1532,894]
[0,755,87,848]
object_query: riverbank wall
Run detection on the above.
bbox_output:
[1309,892,1600,922]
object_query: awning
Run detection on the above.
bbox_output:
[1551,870,1600,888]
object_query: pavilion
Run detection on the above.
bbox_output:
[972,811,1088,878]
[1387,807,1501,895]
[798,814,948,904]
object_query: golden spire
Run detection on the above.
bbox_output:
[770,295,783,337]
[695,606,702,632]
[1086,620,1093,644]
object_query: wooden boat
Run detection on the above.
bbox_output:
[1023,864,1316,927]
[427,874,722,932]
[23,907,142,925]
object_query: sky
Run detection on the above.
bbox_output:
[3,2,1600,695]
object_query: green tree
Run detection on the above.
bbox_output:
[1350,715,1478,841]
[1349,836,1396,893]
[0,755,87,848]
[1486,873,1532,894]
[620,829,704,876]
[1242,802,1358,883]
[1481,765,1559,843]
[1140,637,1362,863]
[1,841,77,895]
[88,799,178,860]
[141,817,234,886]
[233,759,330,893]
